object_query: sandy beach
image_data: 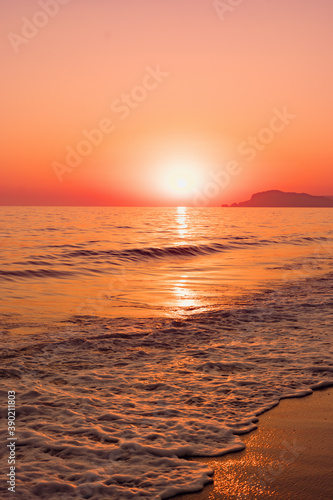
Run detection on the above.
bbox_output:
[175,388,333,499]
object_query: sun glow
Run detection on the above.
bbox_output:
[161,159,204,197]
[169,170,195,193]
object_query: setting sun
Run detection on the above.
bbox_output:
[169,169,195,194]
[160,159,205,198]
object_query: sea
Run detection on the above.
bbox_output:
[0,207,332,499]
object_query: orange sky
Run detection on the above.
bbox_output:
[1,0,332,206]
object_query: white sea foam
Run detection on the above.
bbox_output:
[1,271,332,499]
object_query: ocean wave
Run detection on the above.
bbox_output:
[5,234,332,271]
[0,272,332,499]
[63,242,237,262]
[0,269,74,280]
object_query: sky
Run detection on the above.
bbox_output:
[1,0,333,206]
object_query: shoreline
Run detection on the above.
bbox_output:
[174,387,333,499]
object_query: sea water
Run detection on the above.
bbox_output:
[0,207,332,499]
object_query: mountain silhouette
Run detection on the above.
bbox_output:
[224,190,333,207]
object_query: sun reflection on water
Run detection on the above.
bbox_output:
[173,276,197,309]
[176,206,189,238]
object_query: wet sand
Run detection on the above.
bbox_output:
[175,388,333,499]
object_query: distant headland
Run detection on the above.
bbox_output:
[222,190,333,207]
